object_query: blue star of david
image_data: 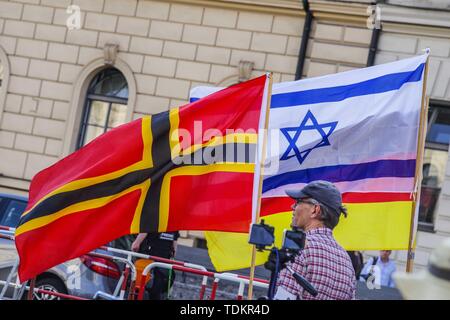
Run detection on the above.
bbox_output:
[280,110,338,164]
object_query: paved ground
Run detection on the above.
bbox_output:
[173,245,404,300]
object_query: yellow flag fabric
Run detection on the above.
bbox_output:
[206,201,413,272]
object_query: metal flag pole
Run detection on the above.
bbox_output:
[248,73,273,300]
[406,51,430,273]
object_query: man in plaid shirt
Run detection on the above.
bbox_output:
[275,180,356,300]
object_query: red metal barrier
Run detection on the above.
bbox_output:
[0,233,14,240]
[120,266,130,299]
[32,288,90,300]
[0,226,14,232]
[0,279,91,300]
[199,278,207,300]
[136,262,269,301]
[210,279,219,300]
[1,225,268,301]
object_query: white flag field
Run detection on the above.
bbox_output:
[190,53,428,271]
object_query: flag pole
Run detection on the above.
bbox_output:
[406,51,430,273]
[248,73,273,300]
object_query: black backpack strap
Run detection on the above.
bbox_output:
[372,257,378,266]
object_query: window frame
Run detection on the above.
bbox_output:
[419,100,450,232]
[76,68,129,150]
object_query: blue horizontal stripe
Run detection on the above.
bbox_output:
[271,63,425,109]
[262,159,416,193]
[190,63,424,107]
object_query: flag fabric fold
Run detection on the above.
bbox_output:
[15,75,269,281]
[191,54,428,271]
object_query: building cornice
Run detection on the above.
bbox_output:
[169,0,304,16]
[309,0,371,17]
[380,4,450,29]
[169,1,379,26]
[309,0,371,26]
[382,22,450,39]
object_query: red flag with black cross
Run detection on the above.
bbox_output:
[14,75,270,282]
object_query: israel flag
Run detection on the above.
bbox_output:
[190,53,428,271]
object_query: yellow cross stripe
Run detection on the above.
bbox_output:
[21,116,154,219]
[15,181,151,237]
[158,163,255,232]
[141,116,153,168]
[130,179,151,234]
[169,108,180,160]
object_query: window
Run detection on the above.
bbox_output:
[77,68,128,149]
[419,103,450,231]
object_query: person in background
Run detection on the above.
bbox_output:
[347,251,364,280]
[110,234,136,251]
[132,232,179,300]
[360,250,396,288]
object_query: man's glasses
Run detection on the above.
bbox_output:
[294,198,320,207]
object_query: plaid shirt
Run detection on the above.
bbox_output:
[276,227,356,300]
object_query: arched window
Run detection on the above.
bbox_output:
[77,68,129,149]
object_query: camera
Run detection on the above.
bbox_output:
[248,222,316,299]
[264,228,306,272]
[248,221,306,254]
[281,228,306,253]
[248,220,275,251]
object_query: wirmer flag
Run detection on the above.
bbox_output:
[190,53,429,271]
[15,75,270,281]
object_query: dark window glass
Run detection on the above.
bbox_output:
[420,104,450,230]
[87,68,128,99]
[426,108,450,145]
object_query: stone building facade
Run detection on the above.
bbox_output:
[0,0,449,272]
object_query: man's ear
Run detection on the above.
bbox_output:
[311,205,321,219]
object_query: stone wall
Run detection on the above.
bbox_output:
[305,19,372,77]
[0,0,304,190]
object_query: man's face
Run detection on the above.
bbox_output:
[380,250,392,260]
[291,197,318,229]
